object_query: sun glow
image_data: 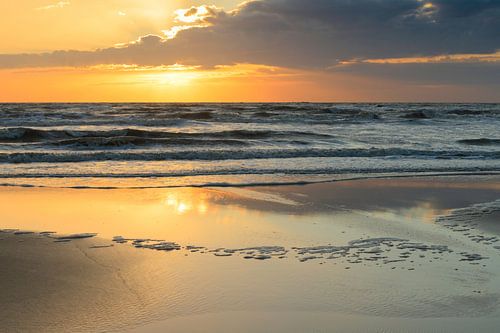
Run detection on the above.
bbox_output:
[164,193,209,215]
[1,63,328,102]
[153,71,201,86]
[174,5,218,24]
[129,63,285,86]
[162,25,194,39]
[165,194,192,215]
[161,5,220,39]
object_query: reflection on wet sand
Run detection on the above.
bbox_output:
[1,176,499,247]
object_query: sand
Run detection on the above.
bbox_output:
[1,175,500,332]
[0,233,152,332]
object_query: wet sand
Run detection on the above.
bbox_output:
[0,233,156,332]
[1,175,500,332]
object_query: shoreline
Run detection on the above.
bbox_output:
[1,170,499,190]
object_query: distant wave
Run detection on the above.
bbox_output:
[1,148,499,164]
[1,103,499,129]
[457,138,500,146]
[0,127,333,145]
[52,137,248,148]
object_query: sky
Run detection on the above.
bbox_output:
[0,0,499,102]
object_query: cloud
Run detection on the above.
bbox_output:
[336,61,500,86]
[162,5,221,39]
[36,1,70,11]
[173,5,222,24]
[341,52,500,65]
[4,0,499,72]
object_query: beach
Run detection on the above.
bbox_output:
[2,175,500,332]
[2,0,500,331]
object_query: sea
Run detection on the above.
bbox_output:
[0,103,499,188]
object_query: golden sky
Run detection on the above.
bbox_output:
[0,1,239,53]
[0,0,498,102]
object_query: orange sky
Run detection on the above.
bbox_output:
[0,1,240,53]
[3,64,495,103]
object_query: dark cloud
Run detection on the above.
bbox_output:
[336,62,500,86]
[0,0,499,69]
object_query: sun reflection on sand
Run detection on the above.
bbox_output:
[164,193,210,215]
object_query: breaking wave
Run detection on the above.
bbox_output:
[1,148,499,163]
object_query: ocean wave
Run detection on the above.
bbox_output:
[1,167,499,180]
[2,103,499,127]
[1,148,498,164]
[0,127,333,143]
[446,108,500,116]
[401,111,430,119]
[457,138,500,146]
[51,137,248,148]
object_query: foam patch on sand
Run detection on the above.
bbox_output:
[112,236,181,251]
[0,229,98,243]
[211,246,288,260]
[0,227,491,270]
[107,234,490,270]
[436,199,500,251]
[293,237,461,268]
